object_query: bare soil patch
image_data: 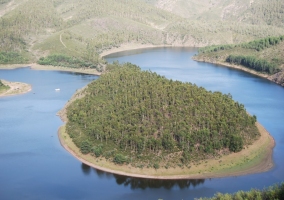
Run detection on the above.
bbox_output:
[0,79,31,97]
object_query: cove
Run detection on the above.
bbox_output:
[0,47,283,199]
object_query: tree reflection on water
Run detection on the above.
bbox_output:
[81,163,206,190]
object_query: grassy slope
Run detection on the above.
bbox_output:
[151,0,284,29]
[0,0,284,65]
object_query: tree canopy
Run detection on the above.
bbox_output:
[66,63,260,168]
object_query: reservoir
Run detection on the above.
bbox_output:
[1,47,284,199]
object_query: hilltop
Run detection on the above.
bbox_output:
[0,0,284,69]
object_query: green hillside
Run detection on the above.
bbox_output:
[149,0,284,28]
[1,0,284,67]
[194,35,284,86]
[65,63,260,168]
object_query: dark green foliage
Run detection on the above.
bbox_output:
[113,154,128,164]
[198,35,284,54]
[181,151,191,164]
[66,63,260,166]
[199,183,284,200]
[0,52,27,64]
[37,54,101,70]
[0,80,4,87]
[153,163,160,169]
[0,80,9,91]
[80,140,92,154]
[243,36,284,51]
[91,145,103,157]
[229,135,243,152]
[226,55,279,74]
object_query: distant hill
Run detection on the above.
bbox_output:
[149,0,284,28]
[0,0,284,67]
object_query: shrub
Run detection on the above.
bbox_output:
[91,145,103,157]
[113,154,127,164]
[80,140,92,154]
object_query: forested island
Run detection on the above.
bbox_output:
[59,62,274,178]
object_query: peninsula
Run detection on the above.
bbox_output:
[0,79,31,97]
[58,62,274,179]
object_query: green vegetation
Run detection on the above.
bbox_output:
[66,63,260,168]
[195,35,284,78]
[1,0,284,68]
[199,183,284,200]
[0,52,28,64]
[37,54,103,71]
[0,80,9,92]
[198,36,284,54]
[226,55,279,74]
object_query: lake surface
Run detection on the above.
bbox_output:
[0,47,284,199]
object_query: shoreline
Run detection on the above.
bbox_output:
[100,44,171,57]
[1,46,277,178]
[100,43,195,58]
[0,63,101,76]
[0,79,32,98]
[55,50,275,179]
[57,86,275,179]
[58,123,274,179]
[192,57,284,86]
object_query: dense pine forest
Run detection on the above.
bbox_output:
[66,63,259,168]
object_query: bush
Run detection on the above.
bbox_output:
[113,154,128,164]
[80,140,92,154]
[153,163,160,169]
[91,145,103,157]
[229,135,243,152]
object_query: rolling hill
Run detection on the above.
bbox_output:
[0,0,283,67]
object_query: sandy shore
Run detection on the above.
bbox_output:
[192,57,271,81]
[0,63,101,76]
[100,43,186,57]
[58,123,274,179]
[0,79,32,97]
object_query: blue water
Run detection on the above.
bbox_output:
[0,47,283,199]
